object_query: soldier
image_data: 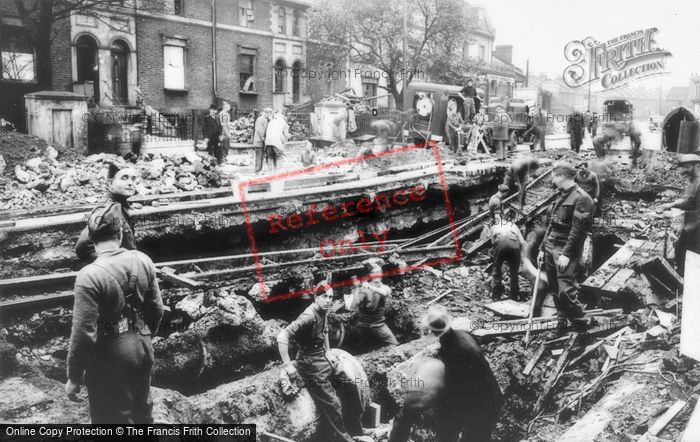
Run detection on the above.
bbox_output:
[575,162,600,216]
[503,157,540,211]
[344,259,398,350]
[76,163,138,264]
[657,153,700,276]
[65,203,164,423]
[277,289,362,442]
[567,111,585,153]
[488,184,510,222]
[482,214,527,300]
[536,162,594,322]
[389,306,503,442]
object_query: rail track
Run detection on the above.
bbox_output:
[0,167,556,315]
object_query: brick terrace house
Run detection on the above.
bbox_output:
[1,0,312,134]
[134,0,312,112]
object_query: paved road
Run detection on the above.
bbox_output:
[544,119,663,152]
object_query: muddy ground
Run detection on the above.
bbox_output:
[0,146,696,440]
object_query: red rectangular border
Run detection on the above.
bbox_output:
[239,141,462,303]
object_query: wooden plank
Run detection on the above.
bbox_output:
[534,333,578,413]
[157,268,202,290]
[523,343,546,376]
[567,326,632,369]
[600,268,636,295]
[483,299,530,318]
[648,400,687,436]
[427,289,452,305]
[584,241,637,291]
[0,291,74,311]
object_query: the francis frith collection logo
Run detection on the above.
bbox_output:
[563,28,672,91]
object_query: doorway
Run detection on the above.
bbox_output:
[111,40,129,105]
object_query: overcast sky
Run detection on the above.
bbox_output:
[485,0,700,89]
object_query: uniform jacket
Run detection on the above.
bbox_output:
[76,195,136,263]
[284,303,328,355]
[67,249,163,383]
[541,185,594,259]
[575,169,600,200]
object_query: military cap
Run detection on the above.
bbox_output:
[552,161,577,178]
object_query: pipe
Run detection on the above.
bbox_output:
[211,0,218,100]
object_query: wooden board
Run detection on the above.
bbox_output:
[648,400,687,436]
[483,299,530,318]
[583,238,660,298]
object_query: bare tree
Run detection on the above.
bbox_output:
[308,0,479,109]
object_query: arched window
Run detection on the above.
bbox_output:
[292,10,301,36]
[277,6,286,34]
[111,39,129,104]
[292,61,301,102]
[274,59,286,93]
[76,35,99,101]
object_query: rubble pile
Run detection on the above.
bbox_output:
[0,132,51,177]
[229,115,254,144]
[610,150,686,193]
[0,152,228,211]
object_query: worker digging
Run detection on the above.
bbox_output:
[2,1,700,441]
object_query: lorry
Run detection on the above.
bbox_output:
[512,87,552,114]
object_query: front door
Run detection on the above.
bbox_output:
[111,47,128,104]
[52,109,73,149]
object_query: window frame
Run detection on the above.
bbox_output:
[277,6,286,34]
[292,10,301,37]
[163,37,187,92]
[174,0,184,16]
[0,24,37,83]
[239,0,253,27]
[273,59,286,93]
[239,53,256,92]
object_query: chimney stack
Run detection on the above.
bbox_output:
[494,45,513,64]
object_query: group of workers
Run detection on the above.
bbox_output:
[61,109,700,441]
[487,157,601,326]
[203,104,290,172]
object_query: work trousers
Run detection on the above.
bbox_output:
[206,135,219,156]
[676,230,688,277]
[388,399,499,442]
[492,241,521,299]
[570,131,582,153]
[541,247,585,320]
[254,145,265,173]
[464,97,476,121]
[359,324,399,350]
[504,174,528,209]
[296,353,355,442]
[217,137,229,165]
[266,145,283,169]
[85,332,154,424]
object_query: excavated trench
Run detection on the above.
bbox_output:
[5,173,654,440]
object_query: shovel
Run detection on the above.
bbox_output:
[523,262,543,346]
